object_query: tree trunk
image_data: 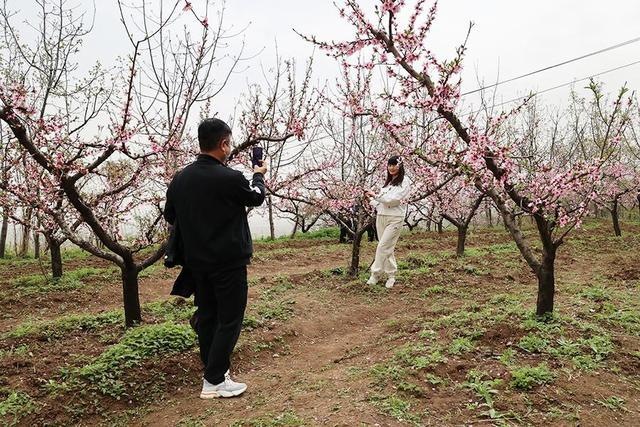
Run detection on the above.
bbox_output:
[49,238,63,279]
[486,204,493,227]
[611,198,621,237]
[437,219,443,234]
[290,218,299,239]
[348,229,365,276]
[34,231,41,259]
[18,208,32,257]
[535,248,556,316]
[0,210,8,258]
[19,227,30,257]
[267,195,275,240]
[121,264,142,327]
[13,223,18,255]
[456,226,468,257]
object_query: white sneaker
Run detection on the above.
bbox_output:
[200,371,247,398]
[385,277,395,289]
[366,275,379,285]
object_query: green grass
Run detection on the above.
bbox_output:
[256,227,340,243]
[510,364,555,390]
[517,333,549,353]
[448,336,476,355]
[138,264,162,278]
[12,267,112,295]
[293,227,340,240]
[369,394,421,425]
[4,310,124,340]
[256,300,295,322]
[371,364,407,384]
[579,285,611,301]
[77,322,196,397]
[421,285,445,295]
[250,277,296,323]
[595,396,627,411]
[231,410,305,426]
[61,247,92,260]
[0,344,29,359]
[143,299,195,322]
[0,246,90,263]
[0,255,40,265]
[242,315,262,330]
[0,391,38,425]
[392,342,447,370]
[4,298,195,340]
[462,370,503,414]
[253,248,296,261]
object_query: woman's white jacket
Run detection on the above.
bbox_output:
[371,179,412,217]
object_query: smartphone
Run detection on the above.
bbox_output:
[251,146,263,167]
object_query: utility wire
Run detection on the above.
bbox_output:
[461,35,640,96]
[466,58,640,116]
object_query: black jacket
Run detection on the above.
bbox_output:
[164,154,266,273]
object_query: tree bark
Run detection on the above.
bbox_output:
[34,230,41,259]
[348,228,365,276]
[13,223,18,255]
[49,238,63,279]
[456,225,468,257]
[611,198,622,237]
[0,210,8,258]
[437,219,443,234]
[535,248,556,316]
[122,263,142,327]
[267,195,275,240]
[18,208,32,257]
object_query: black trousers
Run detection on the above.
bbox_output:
[192,266,248,385]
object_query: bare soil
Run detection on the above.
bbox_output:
[1,222,639,426]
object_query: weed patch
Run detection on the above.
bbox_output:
[510,364,555,390]
[77,322,195,397]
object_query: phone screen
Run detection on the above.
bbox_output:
[251,146,263,167]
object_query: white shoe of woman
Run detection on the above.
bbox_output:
[385,277,395,289]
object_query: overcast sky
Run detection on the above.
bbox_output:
[9,0,640,236]
[11,0,640,118]
[230,0,640,104]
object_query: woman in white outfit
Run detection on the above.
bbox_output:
[365,156,411,289]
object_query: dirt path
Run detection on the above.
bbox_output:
[133,283,406,426]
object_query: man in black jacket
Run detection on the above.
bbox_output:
[164,118,266,398]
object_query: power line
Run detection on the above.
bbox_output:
[461,35,640,96]
[466,58,640,116]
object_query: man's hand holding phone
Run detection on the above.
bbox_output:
[254,159,267,175]
[252,146,267,174]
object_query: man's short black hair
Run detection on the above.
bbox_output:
[198,118,232,152]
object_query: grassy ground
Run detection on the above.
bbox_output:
[0,219,639,426]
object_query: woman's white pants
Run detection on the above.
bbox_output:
[370,214,403,279]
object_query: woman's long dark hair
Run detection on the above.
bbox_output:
[383,155,405,187]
